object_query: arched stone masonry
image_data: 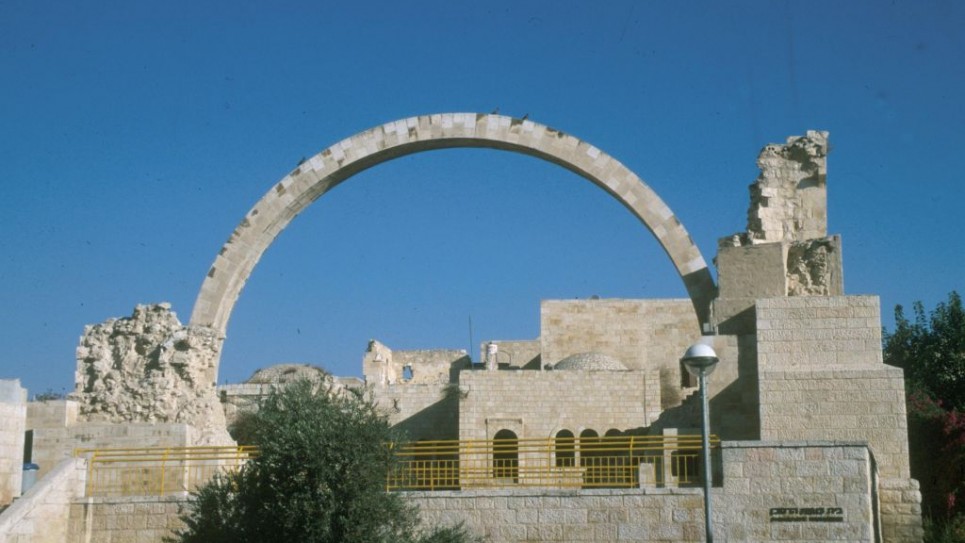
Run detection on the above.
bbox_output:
[190,113,716,360]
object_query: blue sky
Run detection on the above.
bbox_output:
[2,1,963,395]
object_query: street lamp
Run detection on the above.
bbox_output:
[680,343,720,543]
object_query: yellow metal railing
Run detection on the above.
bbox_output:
[75,446,257,497]
[386,434,719,491]
[76,434,718,496]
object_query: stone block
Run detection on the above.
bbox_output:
[716,241,786,300]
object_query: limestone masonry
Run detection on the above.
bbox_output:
[0,115,923,542]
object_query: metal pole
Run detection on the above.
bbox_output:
[699,371,714,542]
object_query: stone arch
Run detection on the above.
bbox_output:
[190,113,716,343]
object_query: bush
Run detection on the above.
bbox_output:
[169,379,478,543]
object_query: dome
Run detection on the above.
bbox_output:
[553,352,627,371]
[246,364,330,384]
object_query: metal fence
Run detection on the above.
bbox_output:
[76,434,718,497]
[386,434,719,491]
[75,446,257,497]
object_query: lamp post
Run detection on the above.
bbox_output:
[680,343,720,543]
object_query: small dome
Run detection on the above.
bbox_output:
[246,364,330,384]
[554,352,627,371]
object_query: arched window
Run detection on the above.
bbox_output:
[580,429,601,487]
[555,430,575,468]
[493,429,518,483]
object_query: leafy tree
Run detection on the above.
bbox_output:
[169,379,478,543]
[884,292,965,536]
[885,291,965,410]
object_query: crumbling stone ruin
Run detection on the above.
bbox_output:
[745,130,829,244]
[72,303,229,443]
[713,130,843,333]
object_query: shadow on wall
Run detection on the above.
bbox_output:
[392,390,460,442]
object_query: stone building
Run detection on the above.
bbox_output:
[0,115,924,542]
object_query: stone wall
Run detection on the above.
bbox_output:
[44,442,912,543]
[374,383,460,441]
[539,299,702,408]
[759,367,909,479]
[756,295,882,369]
[71,423,197,450]
[0,458,86,543]
[67,495,185,543]
[411,488,706,542]
[717,441,876,542]
[879,478,925,542]
[754,295,911,480]
[540,299,699,372]
[0,380,27,506]
[26,400,78,480]
[459,370,662,441]
[409,441,881,542]
[363,339,470,386]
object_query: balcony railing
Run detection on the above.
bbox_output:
[75,434,718,497]
[387,434,719,491]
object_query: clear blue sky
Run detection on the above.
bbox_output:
[2,1,963,396]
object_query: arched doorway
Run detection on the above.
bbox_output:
[492,429,519,483]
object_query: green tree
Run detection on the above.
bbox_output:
[885,291,965,410]
[884,291,965,539]
[169,379,477,543]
